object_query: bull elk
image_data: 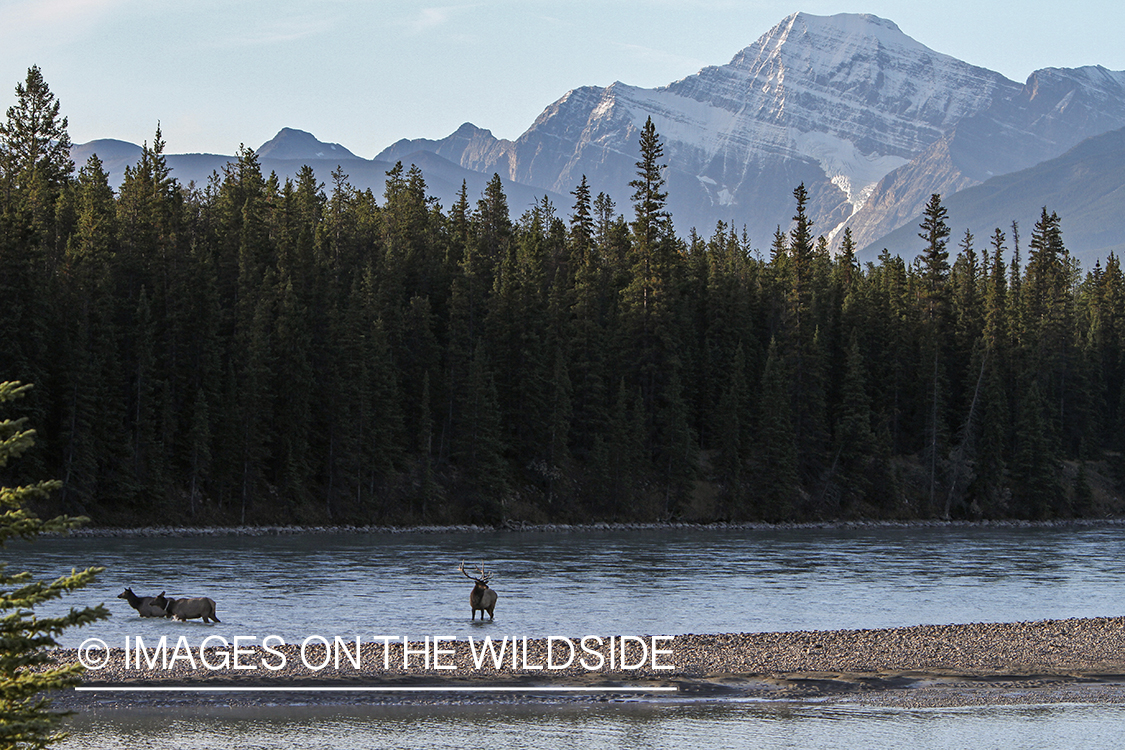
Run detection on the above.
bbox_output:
[459,561,498,620]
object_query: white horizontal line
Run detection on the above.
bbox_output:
[75,686,678,693]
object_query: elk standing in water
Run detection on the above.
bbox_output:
[151,592,221,623]
[117,588,168,618]
[459,561,497,620]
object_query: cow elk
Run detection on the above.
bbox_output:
[151,592,221,623]
[117,588,169,618]
[459,561,498,620]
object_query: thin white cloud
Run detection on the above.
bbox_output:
[403,4,478,35]
[218,17,336,48]
[413,7,449,31]
[0,0,132,38]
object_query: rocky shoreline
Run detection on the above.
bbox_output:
[52,616,1125,709]
[57,516,1125,538]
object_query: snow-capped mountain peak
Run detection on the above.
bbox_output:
[546,11,1012,227]
[371,12,1125,256]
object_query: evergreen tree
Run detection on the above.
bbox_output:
[951,229,983,372]
[629,117,669,255]
[1010,378,1061,518]
[754,339,797,520]
[917,194,952,514]
[917,194,953,357]
[597,379,647,519]
[0,68,75,446]
[455,345,508,518]
[713,348,747,517]
[836,226,859,291]
[566,179,617,458]
[1023,207,1076,453]
[569,175,594,274]
[622,117,674,414]
[475,173,512,281]
[186,387,211,519]
[835,334,875,472]
[787,184,815,345]
[545,347,573,504]
[272,275,314,505]
[968,227,1010,516]
[0,66,73,219]
[1008,220,1024,338]
[655,368,696,517]
[782,185,828,482]
[55,155,117,511]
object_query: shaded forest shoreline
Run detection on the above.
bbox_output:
[6,68,1125,529]
[53,515,1125,538]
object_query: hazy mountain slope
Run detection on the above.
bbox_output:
[864,125,1125,267]
[378,123,514,174]
[256,127,361,161]
[70,139,145,185]
[71,134,565,218]
[847,66,1125,251]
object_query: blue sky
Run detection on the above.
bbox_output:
[2,1,1123,157]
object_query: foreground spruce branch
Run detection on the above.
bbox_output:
[0,381,108,749]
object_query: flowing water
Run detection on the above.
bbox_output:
[9,523,1125,747]
[13,524,1125,646]
[54,701,1125,749]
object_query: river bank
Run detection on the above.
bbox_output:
[57,516,1125,537]
[51,616,1125,709]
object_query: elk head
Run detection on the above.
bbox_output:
[459,561,498,621]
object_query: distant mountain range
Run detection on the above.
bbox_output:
[70,129,568,221]
[72,12,1125,268]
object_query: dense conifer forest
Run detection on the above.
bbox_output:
[3,67,1124,527]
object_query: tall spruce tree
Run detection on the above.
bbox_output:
[918,194,952,514]
[0,66,73,216]
[455,344,507,519]
[623,116,673,416]
[755,339,797,520]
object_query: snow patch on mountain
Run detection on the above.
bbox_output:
[793,130,909,212]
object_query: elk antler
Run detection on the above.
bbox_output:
[458,560,492,584]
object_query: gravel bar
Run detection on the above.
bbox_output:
[48,616,1125,709]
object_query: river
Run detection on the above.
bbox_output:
[9,522,1125,748]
